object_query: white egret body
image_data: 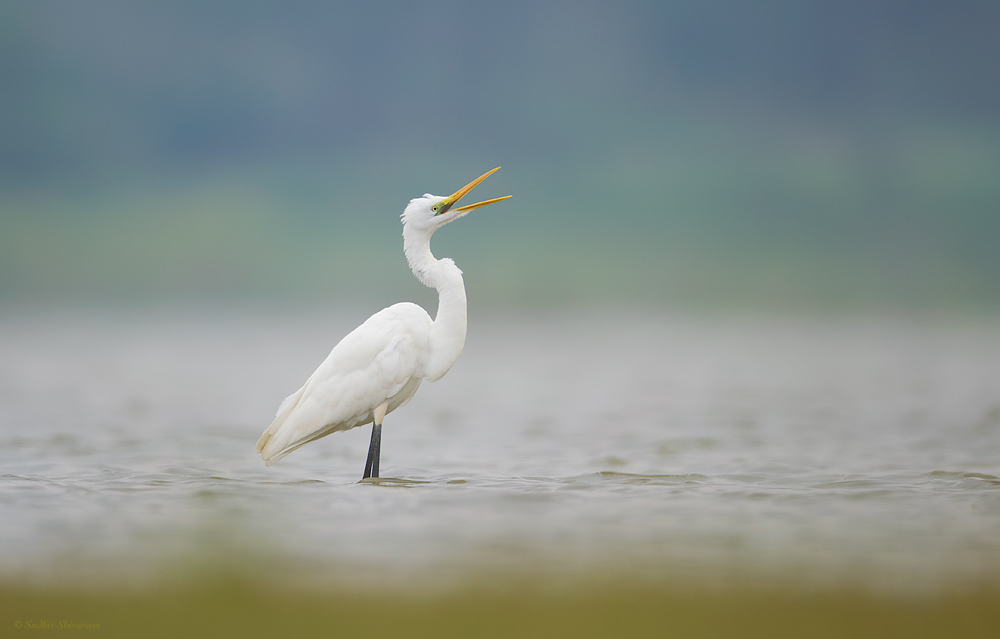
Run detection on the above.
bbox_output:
[256,168,510,478]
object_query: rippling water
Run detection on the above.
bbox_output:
[1,308,999,593]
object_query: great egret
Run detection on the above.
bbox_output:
[256,167,511,479]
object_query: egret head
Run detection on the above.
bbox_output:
[401,167,511,234]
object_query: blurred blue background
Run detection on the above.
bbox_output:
[2,0,999,310]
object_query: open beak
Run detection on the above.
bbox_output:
[436,167,512,215]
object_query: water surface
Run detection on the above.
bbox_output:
[1,308,999,593]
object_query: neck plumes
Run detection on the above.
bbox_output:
[403,225,467,382]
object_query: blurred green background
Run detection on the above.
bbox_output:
[2,0,999,311]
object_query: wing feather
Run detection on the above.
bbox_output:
[258,303,431,464]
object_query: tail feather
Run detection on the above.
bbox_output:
[256,381,310,460]
[255,413,284,456]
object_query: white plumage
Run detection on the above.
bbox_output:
[256,168,510,477]
[256,304,429,465]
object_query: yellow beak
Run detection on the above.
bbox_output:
[437,167,512,215]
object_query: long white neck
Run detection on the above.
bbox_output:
[403,224,467,382]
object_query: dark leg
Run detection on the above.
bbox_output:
[363,422,382,479]
[371,423,381,478]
